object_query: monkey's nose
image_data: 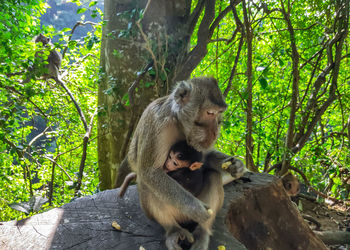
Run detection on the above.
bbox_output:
[174,161,178,166]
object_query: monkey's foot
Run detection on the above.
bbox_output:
[190,226,210,250]
[224,157,246,180]
[165,228,194,250]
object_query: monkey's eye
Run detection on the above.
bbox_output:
[177,153,184,160]
[207,110,216,116]
[286,183,292,190]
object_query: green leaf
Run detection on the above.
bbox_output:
[62,28,72,32]
[145,82,155,88]
[258,77,268,89]
[89,1,98,7]
[77,8,87,14]
[68,40,78,49]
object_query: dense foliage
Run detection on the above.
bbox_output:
[0,0,102,220]
[0,0,349,221]
[193,0,350,200]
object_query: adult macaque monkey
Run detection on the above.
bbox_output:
[127,77,245,250]
[23,33,62,83]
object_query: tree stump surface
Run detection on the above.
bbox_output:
[225,173,328,250]
[0,173,326,250]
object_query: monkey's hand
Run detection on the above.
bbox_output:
[222,157,246,180]
[183,199,211,224]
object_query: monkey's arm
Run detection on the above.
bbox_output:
[136,136,211,224]
[205,150,247,179]
[140,164,211,223]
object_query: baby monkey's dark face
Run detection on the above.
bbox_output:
[164,141,203,172]
[165,151,193,172]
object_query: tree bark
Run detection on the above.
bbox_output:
[242,0,256,172]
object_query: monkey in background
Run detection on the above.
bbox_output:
[22,33,62,83]
[124,77,245,250]
[118,140,204,197]
[282,172,300,197]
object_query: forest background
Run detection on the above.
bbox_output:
[0,0,349,221]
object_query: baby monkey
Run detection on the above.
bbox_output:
[164,140,203,172]
[119,140,204,197]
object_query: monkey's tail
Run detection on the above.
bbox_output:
[119,172,137,197]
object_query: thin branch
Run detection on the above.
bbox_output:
[55,78,88,131]
[224,35,243,97]
[188,0,206,36]
[242,0,256,172]
[42,156,73,181]
[0,83,48,118]
[280,0,300,175]
[75,109,98,196]
[259,23,317,34]
[209,4,237,37]
[28,127,50,148]
[62,21,98,59]
[128,62,153,107]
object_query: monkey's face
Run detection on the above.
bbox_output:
[284,180,300,196]
[35,34,51,46]
[187,106,226,151]
[282,174,300,197]
[165,151,191,172]
[172,77,227,152]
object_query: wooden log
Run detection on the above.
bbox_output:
[0,173,327,250]
[0,184,245,250]
[314,231,350,245]
[225,172,327,250]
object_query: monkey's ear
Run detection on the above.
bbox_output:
[174,81,192,106]
[189,162,203,171]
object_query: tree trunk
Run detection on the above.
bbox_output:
[98,0,238,189]
[98,0,193,190]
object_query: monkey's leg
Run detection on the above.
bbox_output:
[190,169,224,250]
[138,183,194,249]
[165,226,194,250]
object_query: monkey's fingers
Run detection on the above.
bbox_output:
[179,228,194,243]
[221,161,231,170]
[191,202,211,224]
[202,203,213,216]
[224,158,247,179]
